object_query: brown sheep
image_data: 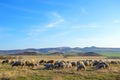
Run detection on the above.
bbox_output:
[26,63,37,68]
[39,59,46,64]
[46,60,54,64]
[71,62,77,67]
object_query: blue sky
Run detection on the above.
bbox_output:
[0,0,120,50]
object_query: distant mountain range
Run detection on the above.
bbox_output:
[1,46,120,55]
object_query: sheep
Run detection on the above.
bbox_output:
[71,61,77,67]
[54,61,61,69]
[110,61,118,64]
[65,62,72,68]
[46,60,54,64]
[24,60,37,68]
[96,62,109,70]
[39,59,46,64]
[11,60,24,67]
[54,60,72,69]
[83,60,90,66]
[59,61,66,69]
[92,60,100,66]
[77,61,86,71]
[44,63,54,70]
[2,59,9,64]
[60,60,66,63]
[26,63,37,68]
[10,60,15,65]
[24,60,30,65]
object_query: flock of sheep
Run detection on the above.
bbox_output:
[1,58,120,71]
[41,59,111,71]
[2,59,37,68]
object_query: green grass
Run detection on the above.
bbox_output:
[98,52,120,57]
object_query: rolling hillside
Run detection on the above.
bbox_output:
[0,46,120,56]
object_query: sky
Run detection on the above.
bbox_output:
[0,0,120,50]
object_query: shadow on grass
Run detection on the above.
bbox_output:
[1,77,10,80]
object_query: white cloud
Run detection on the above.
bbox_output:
[72,23,98,29]
[46,18,64,28]
[52,12,62,18]
[45,12,65,28]
[26,12,65,40]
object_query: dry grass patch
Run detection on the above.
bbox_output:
[0,55,120,80]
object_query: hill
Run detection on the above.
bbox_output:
[0,46,120,55]
[77,52,101,56]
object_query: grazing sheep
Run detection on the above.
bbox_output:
[71,62,77,67]
[110,61,118,64]
[96,62,109,70]
[88,60,93,66]
[2,59,9,64]
[10,60,15,65]
[66,61,71,63]
[83,60,90,66]
[92,60,100,66]
[46,60,54,64]
[11,60,24,67]
[54,61,61,69]
[54,60,70,69]
[65,62,72,68]
[60,60,66,63]
[25,60,30,65]
[26,63,37,68]
[59,61,66,69]
[44,63,54,70]
[39,59,46,64]
[24,60,37,68]
[31,59,35,64]
[77,61,86,71]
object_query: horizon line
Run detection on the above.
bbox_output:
[1,46,120,50]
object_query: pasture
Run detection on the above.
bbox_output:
[0,55,120,80]
[98,52,120,57]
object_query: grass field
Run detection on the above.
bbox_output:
[98,52,120,57]
[0,55,120,80]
